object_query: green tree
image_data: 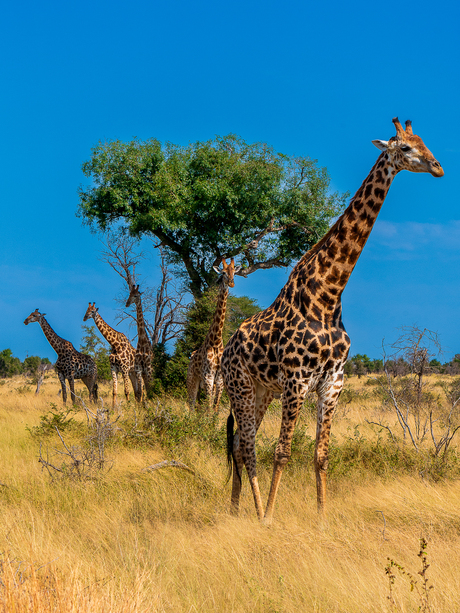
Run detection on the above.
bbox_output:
[225,295,261,343]
[78,135,347,298]
[154,292,262,395]
[80,325,112,382]
[0,349,23,378]
[22,355,51,375]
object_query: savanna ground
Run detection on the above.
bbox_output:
[1,373,460,612]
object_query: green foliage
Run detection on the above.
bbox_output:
[142,405,227,453]
[22,355,41,374]
[0,350,51,379]
[153,291,262,396]
[0,349,23,378]
[177,287,220,356]
[224,295,261,343]
[78,134,347,297]
[385,538,434,613]
[345,354,384,377]
[80,325,111,381]
[27,404,81,437]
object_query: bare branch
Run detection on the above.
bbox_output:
[142,460,195,475]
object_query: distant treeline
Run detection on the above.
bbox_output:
[0,349,51,378]
[4,346,460,382]
[345,353,460,377]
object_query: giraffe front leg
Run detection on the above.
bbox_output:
[212,370,224,412]
[58,372,67,405]
[121,370,130,403]
[203,372,215,412]
[68,377,76,405]
[111,362,118,409]
[315,373,344,515]
[129,370,142,403]
[142,364,153,402]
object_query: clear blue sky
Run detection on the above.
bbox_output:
[1,0,459,362]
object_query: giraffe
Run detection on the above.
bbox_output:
[125,284,153,401]
[83,302,142,407]
[221,118,444,522]
[24,309,98,404]
[186,258,240,411]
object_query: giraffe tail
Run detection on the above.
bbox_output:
[226,409,241,485]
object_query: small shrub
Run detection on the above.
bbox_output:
[14,385,31,394]
[142,404,227,453]
[27,404,81,437]
[385,537,434,612]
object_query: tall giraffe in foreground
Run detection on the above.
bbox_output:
[126,285,152,401]
[222,118,444,522]
[83,302,141,407]
[187,258,240,411]
[24,309,98,404]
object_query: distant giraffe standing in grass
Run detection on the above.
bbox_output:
[187,258,239,411]
[222,118,444,522]
[83,302,142,407]
[24,309,98,404]
[125,285,152,401]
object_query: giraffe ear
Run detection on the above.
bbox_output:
[213,266,222,275]
[234,265,243,275]
[372,139,389,151]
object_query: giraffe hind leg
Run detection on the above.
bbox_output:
[227,378,271,520]
[314,372,344,514]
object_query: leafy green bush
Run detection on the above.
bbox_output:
[143,405,227,453]
[27,404,82,437]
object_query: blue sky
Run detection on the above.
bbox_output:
[1,0,459,362]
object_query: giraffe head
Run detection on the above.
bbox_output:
[213,258,241,289]
[126,284,141,307]
[83,302,98,322]
[24,308,45,325]
[372,118,443,177]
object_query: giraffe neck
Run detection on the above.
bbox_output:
[284,151,398,315]
[205,282,229,348]
[134,298,150,345]
[38,317,67,355]
[93,311,125,346]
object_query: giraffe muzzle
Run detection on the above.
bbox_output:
[429,159,444,177]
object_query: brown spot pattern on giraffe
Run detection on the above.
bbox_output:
[221,118,443,522]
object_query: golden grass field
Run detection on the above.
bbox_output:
[1,373,460,612]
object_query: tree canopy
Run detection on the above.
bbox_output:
[78,134,347,298]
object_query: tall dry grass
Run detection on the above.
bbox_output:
[1,373,460,612]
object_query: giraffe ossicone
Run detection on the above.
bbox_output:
[221,118,443,522]
[24,308,98,405]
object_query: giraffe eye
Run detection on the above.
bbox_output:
[401,146,411,152]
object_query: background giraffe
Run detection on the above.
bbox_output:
[24,309,98,404]
[83,302,142,407]
[222,118,444,522]
[125,284,153,402]
[186,258,240,411]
